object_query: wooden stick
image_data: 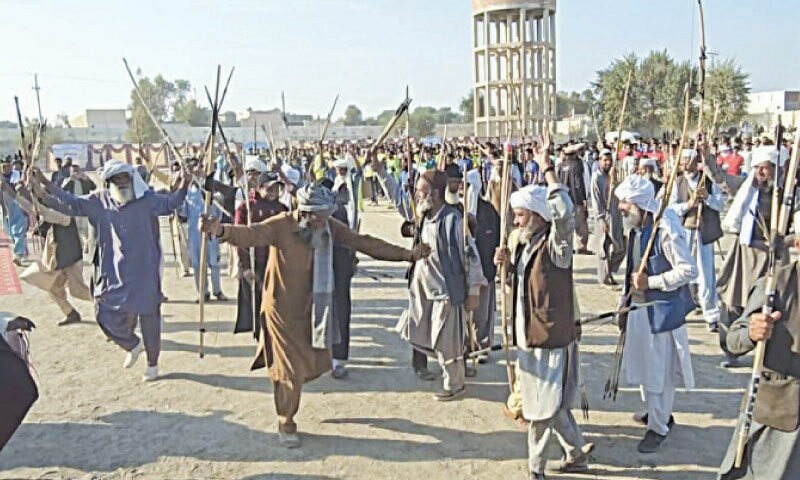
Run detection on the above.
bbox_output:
[498,127,515,392]
[636,83,691,276]
[197,65,222,359]
[319,94,340,143]
[735,120,799,467]
[607,69,634,212]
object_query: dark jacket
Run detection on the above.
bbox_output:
[729,261,800,431]
[558,155,587,205]
[61,177,96,195]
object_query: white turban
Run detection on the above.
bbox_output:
[332,158,349,169]
[101,159,148,200]
[244,156,268,173]
[751,145,789,167]
[641,158,658,169]
[510,185,551,222]
[680,149,697,159]
[600,149,612,157]
[465,169,483,216]
[281,163,301,185]
[614,174,659,213]
[101,159,134,181]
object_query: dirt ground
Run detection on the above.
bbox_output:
[0,203,747,480]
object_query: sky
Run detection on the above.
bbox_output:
[0,0,798,123]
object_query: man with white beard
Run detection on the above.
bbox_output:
[494,146,592,479]
[615,174,697,453]
[31,160,190,381]
[406,170,487,400]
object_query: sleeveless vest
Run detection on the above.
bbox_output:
[511,233,576,349]
[624,225,695,334]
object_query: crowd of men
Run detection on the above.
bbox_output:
[1,128,798,479]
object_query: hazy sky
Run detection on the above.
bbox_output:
[1,0,797,123]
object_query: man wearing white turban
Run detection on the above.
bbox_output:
[615,174,697,453]
[495,145,591,479]
[32,161,190,382]
[668,148,724,333]
[702,140,798,367]
[200,181,430,448]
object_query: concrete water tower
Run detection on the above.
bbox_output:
[472,0,557,138]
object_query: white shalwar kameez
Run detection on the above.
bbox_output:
[623,211,697,437]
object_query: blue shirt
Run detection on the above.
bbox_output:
[48,187,187,314]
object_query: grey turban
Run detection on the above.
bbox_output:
[297,183,336,215]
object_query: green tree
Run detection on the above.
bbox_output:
[703,59,750,130]
[459,91,474,123]
[124,71,190,142]
[594,51,699,137]
[342,105,364,126]
[593,52,641,134]
[174,98,211,126]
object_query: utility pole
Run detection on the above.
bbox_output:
[33,74,43,124]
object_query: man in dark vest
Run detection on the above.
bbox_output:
[557,143,590,254]
[1,181,92,326]
[615,174,697,453]
[406,170,486,401]
[668,148,724,333]
[465,169,501,356]
[494,145,591,479]
[717,260,800,479]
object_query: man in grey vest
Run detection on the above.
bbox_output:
[668,148,724,333]
[406,170,486,401]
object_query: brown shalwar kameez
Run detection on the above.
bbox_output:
[220,211,414,432]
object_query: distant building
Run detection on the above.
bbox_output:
[69,109,128,129]
[745,90,800,134]
[747,90,800,115]
[238,109,285,130]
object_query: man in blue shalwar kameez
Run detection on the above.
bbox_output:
[32,160,189,382]
[182,158,228,303]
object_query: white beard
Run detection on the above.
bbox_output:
[108,183,134,204]
[417,197,433,214]
[445,189,460,205]
[517,224,536,244]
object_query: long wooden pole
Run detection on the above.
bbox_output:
[320,94,340,143]
[498,128,515,392]
[735,120,799,467]
[205,87,258,335]
[197,65,222,359]
[607,69,634,212]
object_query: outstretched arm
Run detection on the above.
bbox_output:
[330,218,420,262]
[31,168,97,218]
[208,212,284,249]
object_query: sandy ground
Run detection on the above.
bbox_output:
[0,203,749,480]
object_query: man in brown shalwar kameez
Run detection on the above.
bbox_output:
[201,182,429,448]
